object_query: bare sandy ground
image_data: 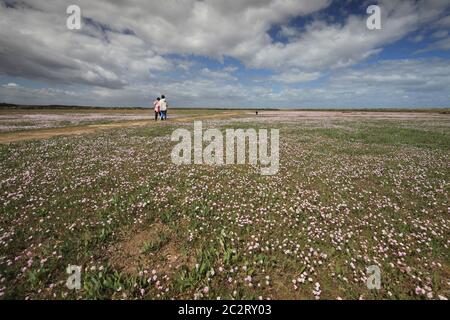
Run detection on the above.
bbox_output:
[248,110,450,121]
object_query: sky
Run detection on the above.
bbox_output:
[0,0,449,109]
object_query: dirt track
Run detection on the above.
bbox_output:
[0,111,244,144]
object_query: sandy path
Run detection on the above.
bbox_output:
[252,110,450,121]
[0,111,245,144]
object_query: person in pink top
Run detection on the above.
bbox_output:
[153,97,160,121]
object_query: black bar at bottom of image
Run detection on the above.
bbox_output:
[1,299,445,318]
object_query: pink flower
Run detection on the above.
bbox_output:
[415,287,425,295]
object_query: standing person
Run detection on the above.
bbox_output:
[159,94,168,120]
[153,97,160,121]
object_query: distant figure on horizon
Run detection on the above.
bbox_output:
[153,97,160,121]
[160,95,168,120]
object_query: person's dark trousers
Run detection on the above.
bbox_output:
[155,111,159,121]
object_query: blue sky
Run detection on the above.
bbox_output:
[0,0,449,108]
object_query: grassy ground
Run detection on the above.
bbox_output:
[0,113,448,300]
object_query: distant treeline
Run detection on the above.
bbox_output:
[0,102,448,113]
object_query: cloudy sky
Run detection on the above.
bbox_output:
[0,0,449,108]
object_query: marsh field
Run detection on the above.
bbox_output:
[0,108,449,300]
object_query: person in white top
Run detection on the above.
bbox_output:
[159,95,168,120]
